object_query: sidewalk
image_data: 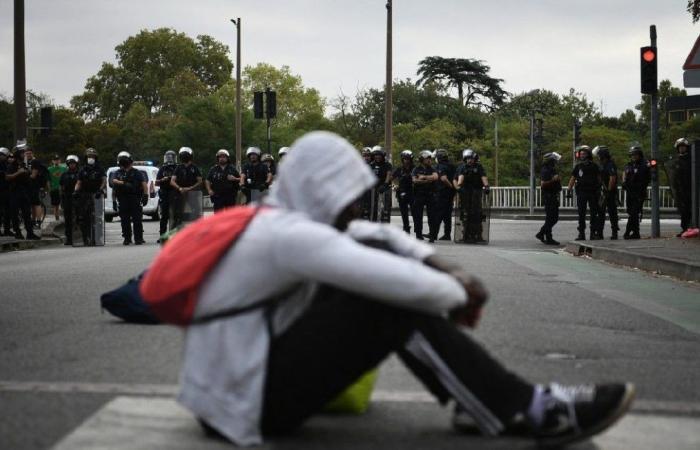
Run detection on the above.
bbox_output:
[0,218,63,253]
[566,235,700,283]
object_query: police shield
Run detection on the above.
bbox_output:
[72,194,105,247]
[454,189,490,244]
[169,190,203,229]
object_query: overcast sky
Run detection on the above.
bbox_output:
[0,0,698,116]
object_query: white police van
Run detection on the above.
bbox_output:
[104,162,160,222]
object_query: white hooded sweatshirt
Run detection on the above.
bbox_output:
[178,131,467,445]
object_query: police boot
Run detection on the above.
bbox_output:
[575,231,586,241]
[123,237,132,246]
[611,230,618,240]
[545,234,560,246]
[439,235,451,241]
[535,230,546,243]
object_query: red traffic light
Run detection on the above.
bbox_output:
[643,49,656,62]
[649,159,658,168]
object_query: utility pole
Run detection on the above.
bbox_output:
[14,0,27,143]
[494,116,499,186]
[384,0,393,159]
[529,114,535,215]
[230,18,242,170]
[649,25,661,238]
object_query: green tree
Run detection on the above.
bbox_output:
[71,28,233,121]
[416,56,507,110]
[688,0,700,22]
[635,79,687,128]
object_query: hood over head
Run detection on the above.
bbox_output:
[266,131,376,225]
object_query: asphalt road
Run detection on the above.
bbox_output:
[0,215,698,449]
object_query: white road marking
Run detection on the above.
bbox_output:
[3,380,700,416]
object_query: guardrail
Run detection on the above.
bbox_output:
[489,186,675,211]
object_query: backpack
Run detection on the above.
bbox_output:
[100,272,160,324]
[139,206,264,326]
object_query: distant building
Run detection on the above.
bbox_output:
[666,95,700,123]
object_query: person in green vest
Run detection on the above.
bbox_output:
[48,154,67,221]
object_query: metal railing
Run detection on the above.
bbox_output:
[490,186,676,211]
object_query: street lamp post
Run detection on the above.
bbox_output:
[384,0,393,159]
[230,18,242,171]
[14,0,27,143]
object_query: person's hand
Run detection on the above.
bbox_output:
[448,273,488,329]
[207,189,214,196]
[552,175,560,182]
[227,175,237,181]
[483,185,490,195]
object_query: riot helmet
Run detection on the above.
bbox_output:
[66,154,79,166]
[85,147,98,160]
[435,149,449,162]
[674,138,690,154]
[628,145,643,160]
[400,149,413,160]
[576,145,591,160]
[179,146,194,163]
[543,152,562,164]
[246,147,262,163]
[261,153,274,163]
[462,149,476,162]
[163,150,177,165]
[592,145,610,161]
[371,146,386,162]
[216,149,230,163]
[117,151,132,167]
[0,147,9,158]
[418,150,433,163]
[278,147,290,159]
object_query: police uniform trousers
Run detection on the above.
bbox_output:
[360,189,372,220]
[396,191,413,232]
[118,194,143,241]
[575,190,600,235]
[597,191,619,236]
[9,190,32,235]
[625,191,644,236]
[412,193,436,239]
[212,192,237,212]
[540,191,559,236]
[62,195,75,242]
[677,193,692,232]
[158,191,173,235]
[435,190,455,238]
[461,189,483,240]
[0,189,10,233]
[261,241,534,437]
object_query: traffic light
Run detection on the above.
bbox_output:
[266,91,277,119]
[574,120,582,146]
[640,46,658,95]
[40,106,53,136]
[253,92,264,119]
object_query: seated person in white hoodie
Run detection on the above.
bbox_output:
[179,131,634,448]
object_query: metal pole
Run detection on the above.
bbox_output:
[572,121,577,169]
[384,0,393,156]
[494,116,499,186]
[692,141,699,228]
[529,115,535,215]
[14,0,26,143]
[235,18,242,170]
[650,25,660,238]
[265,87,272,154]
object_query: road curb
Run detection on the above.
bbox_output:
[0,237,63,253]
[565,241,700,283]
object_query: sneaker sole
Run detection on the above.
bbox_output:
[537,383,636,449]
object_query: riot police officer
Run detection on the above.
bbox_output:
[455,149,489,243]
[0,147,11,236]
[622,146,650,240]
[59,155,80,245]
[74,148,107,245]
[156,150,177,240]
[361,147,372,164]
[369,146,393,222]
[278,147,290,162]
[170,147,203,227]
[536,152,562,245]
[412,150,438,242]
[671,138,692,235]
[240,147,271,204]
[434,149,456,240]
[112,151,148,245]
[593,145,619,240]
[262,153,277,179]
[567,145,601,241]
[5,146,39,240]
[206,149,240,212]
[360,147,373,219]
[392,150,414,233]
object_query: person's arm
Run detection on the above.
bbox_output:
[608,173,617,192]
[566,176,575,190]
[455,174,464,189]
[481,176,489,188]
[240,171,247,187]
[155,169,168,187]
[170,174,181,191]
[275,221,467,316]
[6,168,26,181]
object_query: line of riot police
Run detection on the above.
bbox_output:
[361,146,490,244]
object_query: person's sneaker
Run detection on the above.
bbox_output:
[534,383,635,448]
[123,238,132,246]
[135,239,145,245]
[535,231,546,243]
[439,235,451,241]
[545,237,560,246]
[416,235,425,241]
[453,405,531,437]
[628,233,640,240]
